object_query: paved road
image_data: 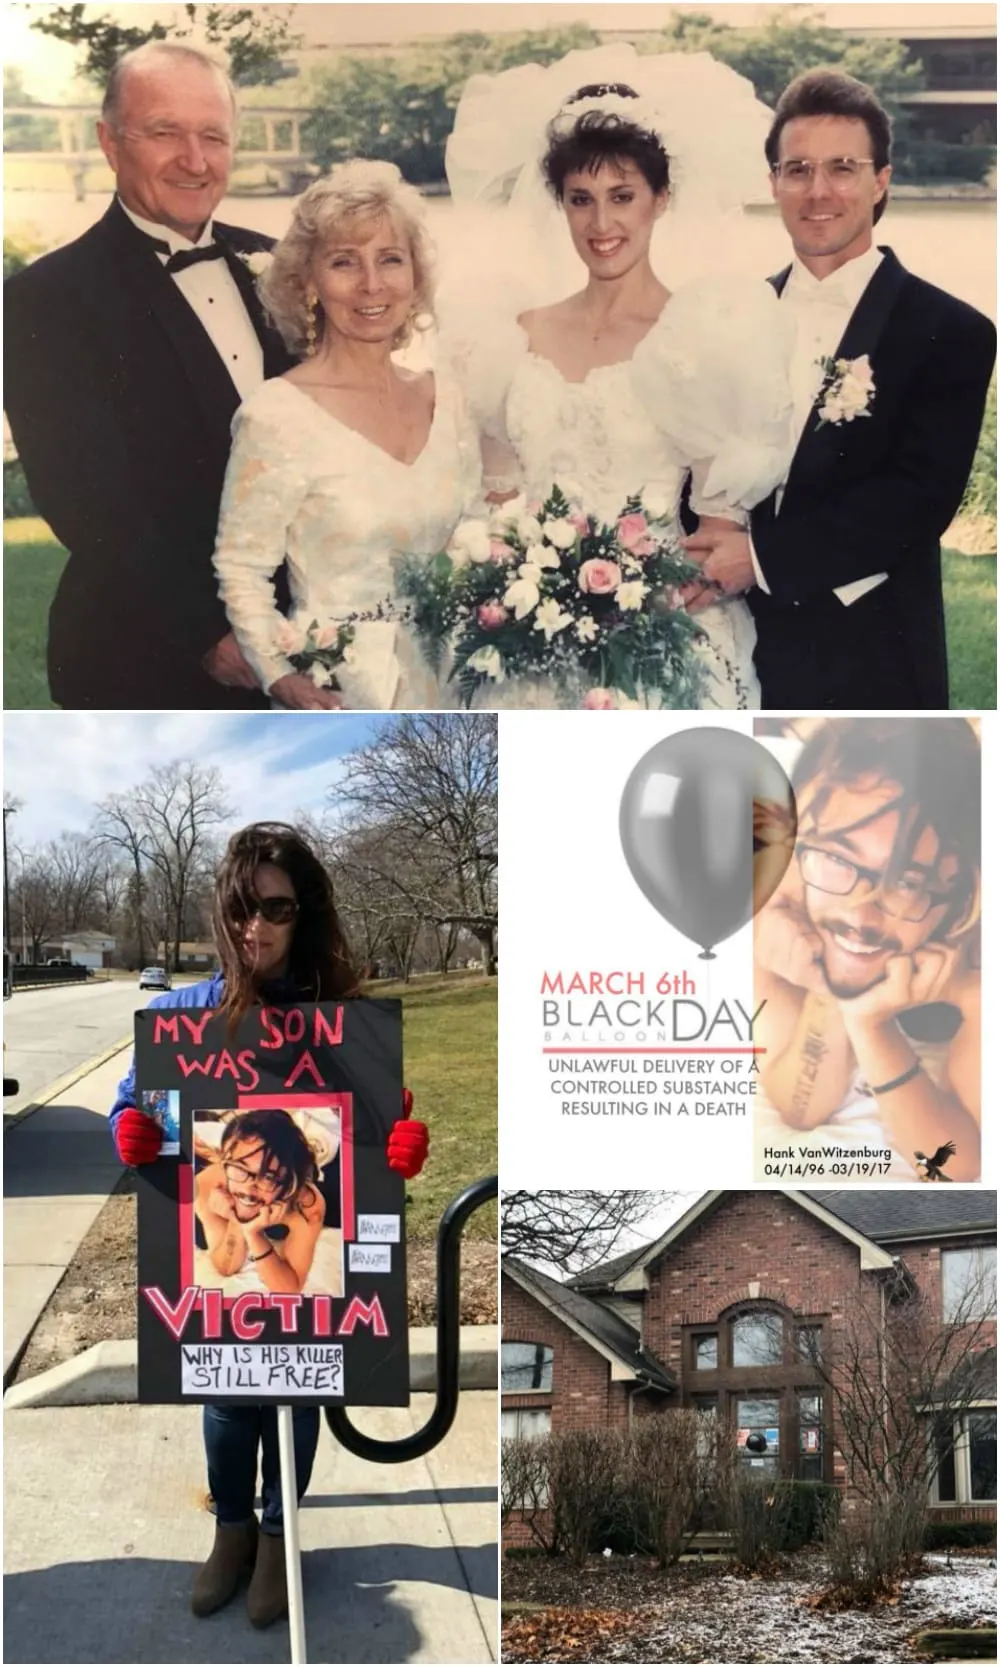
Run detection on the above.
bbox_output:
[2,980,194,1119]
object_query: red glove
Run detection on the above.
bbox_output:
[386,1086,428,1179]
[114,1107,163,1166]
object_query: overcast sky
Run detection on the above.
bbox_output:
[3,711,392,850]
[7,2,994,98]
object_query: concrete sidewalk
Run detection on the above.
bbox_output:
[3,1048,129,1381]
[3,1391,498,1663]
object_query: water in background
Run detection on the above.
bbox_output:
[5,187,996,320]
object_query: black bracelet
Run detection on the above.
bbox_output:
[871,1061,923,1096]
[248,1246,275,1262]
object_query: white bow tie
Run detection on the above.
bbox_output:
[787,274,853,309]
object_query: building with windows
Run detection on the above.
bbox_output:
[502,1190,996,1533]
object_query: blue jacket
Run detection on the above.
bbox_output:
[109,970,302,1145]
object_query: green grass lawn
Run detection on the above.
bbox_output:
[3,519,996,709]
[364,971,497,1242]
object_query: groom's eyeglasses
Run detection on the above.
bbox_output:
[232,897,299,927]
[797,845,951,922]
[772,157,876,193]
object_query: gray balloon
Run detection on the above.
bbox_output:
[619,727,797,959]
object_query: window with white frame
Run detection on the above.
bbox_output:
[941,1246,997,1322]
[501,1341,554,1393]
[501,1406,551,1441]
[930,1407,997,1504]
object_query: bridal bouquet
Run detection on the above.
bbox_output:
[395,486,707,708]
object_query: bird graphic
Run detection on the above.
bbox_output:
[914,1142,957,1182]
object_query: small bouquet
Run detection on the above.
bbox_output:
[276,604,404,710]
[395,485,707,708]
[276,617,357,691]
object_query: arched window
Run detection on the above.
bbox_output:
[501,1341,554,1393]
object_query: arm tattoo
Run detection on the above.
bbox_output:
[791,998,831,1119]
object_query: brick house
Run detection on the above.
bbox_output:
[502,1190,996,1532]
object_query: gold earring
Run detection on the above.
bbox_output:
[305,292,318,356]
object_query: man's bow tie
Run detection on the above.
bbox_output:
[788,274,852,308]
[142,233,226,274]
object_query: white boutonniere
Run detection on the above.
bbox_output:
[815,353,875,426]
[238,249,274,278]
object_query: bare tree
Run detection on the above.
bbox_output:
[502,1190,672,1275]
[134,762,231,971]
[10,853,58,962]
[804,1250,996,1597]
[333,714,498,974]
[93,858,130,932]
[94,794,153,967]
[46,832,103,934]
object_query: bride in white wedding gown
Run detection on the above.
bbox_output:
[443,47,798,709]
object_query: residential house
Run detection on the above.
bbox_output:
[502,1190,996,1534]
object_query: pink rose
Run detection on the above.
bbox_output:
[578,558,622,596]
[617,512,655,557]
[583,688,615,710]
[569,511,590,535]
[477,602,506,630]
[489,538,510,564]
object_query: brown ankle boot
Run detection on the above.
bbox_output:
[191,1519,258,1617]
[246,1530,288,1629]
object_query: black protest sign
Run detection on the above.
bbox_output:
[134,999,409,1406]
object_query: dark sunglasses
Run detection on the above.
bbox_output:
[233,896,299,927]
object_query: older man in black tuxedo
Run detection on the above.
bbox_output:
[684,70,996,711]
[4,42,296,709]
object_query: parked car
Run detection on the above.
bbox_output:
[45,957,73,967]
[139,966,171,991]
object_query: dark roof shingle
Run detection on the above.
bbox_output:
[504,1257,675,1392]
[808,1191,997,1242]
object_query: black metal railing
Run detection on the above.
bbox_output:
[325,1173,497,1463]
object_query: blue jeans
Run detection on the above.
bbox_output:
[203,1403,321,1535]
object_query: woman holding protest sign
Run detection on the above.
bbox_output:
[109,821,428,1629]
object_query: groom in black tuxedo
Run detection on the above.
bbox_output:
[4,42,296,710]
[684,70,995,710]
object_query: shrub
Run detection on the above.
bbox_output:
[624,1410,715,1567]
[923,1520,997,1551]
[721,1466,797,1572]
[3,230,43,279]
[3,459,36,519]
[961,377,997,523]
[821,1487,927,1606]
[548,1428,627,1567]
[773,1480,840,1551]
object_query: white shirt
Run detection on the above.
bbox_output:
[752,243,887,607]
[118,199,265,403]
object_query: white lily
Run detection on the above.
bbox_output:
[533,597,574,641]
[504,572,541,618]
[467,645,505,681]
[575,616,598,643]
[526,540,560,570]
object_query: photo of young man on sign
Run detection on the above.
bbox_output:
[753,717,981,1182]
[193,1104,343,1298]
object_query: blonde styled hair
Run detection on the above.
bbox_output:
[260,160,436,355]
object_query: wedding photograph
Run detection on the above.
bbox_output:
[752,715,981,1182]
[3,2,996,712]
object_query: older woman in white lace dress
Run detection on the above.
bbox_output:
[212,161,480,710]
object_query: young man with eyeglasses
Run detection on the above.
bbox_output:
[683,69,995,709]
[754,720,980,1178]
